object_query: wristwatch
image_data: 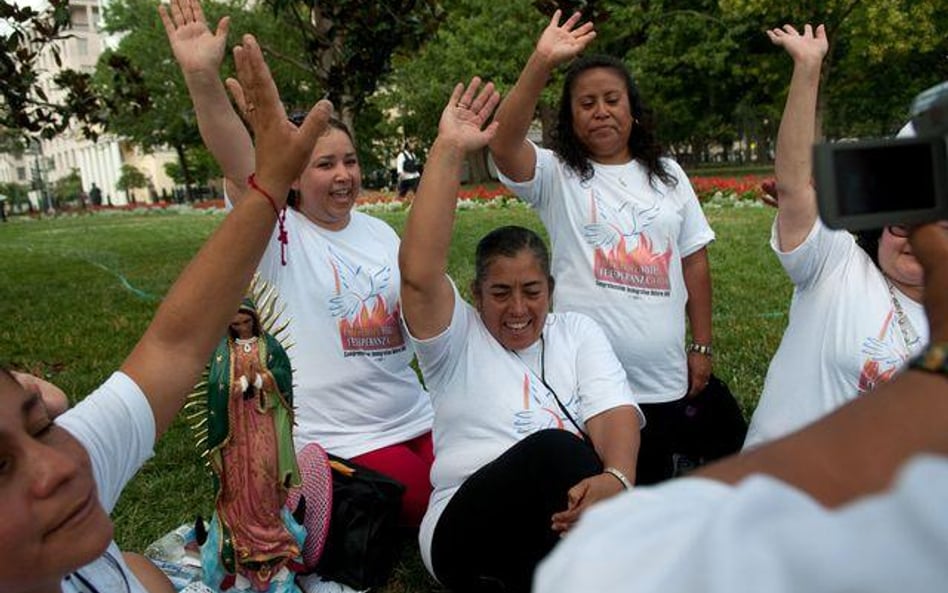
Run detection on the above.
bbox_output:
[687,342,713,357]
[908,342,948,377]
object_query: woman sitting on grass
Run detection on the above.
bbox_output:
[161,0,434,536]
[399,78,643,593]
[743,24,928,448]
[0,35,331,593]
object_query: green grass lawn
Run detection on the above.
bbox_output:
[0,203,789,592]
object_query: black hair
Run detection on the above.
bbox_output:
[472,226,554,296]
[855,228,884,268]
[552,54,676,188]
[285,114,356,209]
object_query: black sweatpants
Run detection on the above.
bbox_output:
[430,429,602,593]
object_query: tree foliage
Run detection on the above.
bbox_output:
[116,163,148,191]
[261,0,444,131]
[94,0,307,196]
[0,0,106,142]
[383,0,946,170]
[163,145,221,186]
[51,167,81,205]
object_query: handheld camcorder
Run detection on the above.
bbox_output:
[813,80,948,230]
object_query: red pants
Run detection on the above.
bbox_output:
[351,432,434,527]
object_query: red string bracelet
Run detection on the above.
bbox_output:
[247,173,288,265]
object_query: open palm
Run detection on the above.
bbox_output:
[438,77,501,153]
[536,9,596,65]
[159,0,229,74]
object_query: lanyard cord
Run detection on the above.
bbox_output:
[516,334,590,441]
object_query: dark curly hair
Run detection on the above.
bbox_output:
[551,54,675,189]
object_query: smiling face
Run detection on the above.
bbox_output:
[570,67,634,165]
[0,370,112,593]
[295,127,362,231]
[473,249,552,351]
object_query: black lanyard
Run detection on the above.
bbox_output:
[514,334,591,442]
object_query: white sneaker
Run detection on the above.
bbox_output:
[297,573,367,593]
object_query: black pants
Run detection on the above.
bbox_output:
[431,429,602,593]
[637,399,689,485]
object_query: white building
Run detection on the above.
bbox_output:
[0,0,177,208]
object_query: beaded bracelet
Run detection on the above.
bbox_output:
[247,173,288,265]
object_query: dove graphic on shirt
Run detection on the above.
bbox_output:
[583,193,661,252]
[512,373,569,434]
[327,247,392,321]
[857,310,911,393]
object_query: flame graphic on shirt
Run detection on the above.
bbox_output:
[328,248,405,353]
[584,191,673,292]
[592,234,673,290]
[512,373,568,434]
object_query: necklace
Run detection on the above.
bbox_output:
[235,336,258,353]
[885,279,921,350]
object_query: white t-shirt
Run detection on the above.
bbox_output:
[409,280,642,574]
[499,143,715,402]
[744,220,927,448]
[58,372,156,593]
[535,454,948,593]
[396,151,421,181]
[257,208,433,457]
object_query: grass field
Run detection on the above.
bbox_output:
[0,202,790,591]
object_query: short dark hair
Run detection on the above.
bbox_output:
[552,54,675,188]
[473,226,554,295]
[855,228,884,268]
[285,115,356,209]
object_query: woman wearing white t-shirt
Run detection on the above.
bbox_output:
[162,0,434,532]
[0,37,329,593]
[400,78,642,593]
[489,11,715,483]
[743,25,928,448]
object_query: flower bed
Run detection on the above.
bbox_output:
[690,174,770,203]
[21,174,772,220]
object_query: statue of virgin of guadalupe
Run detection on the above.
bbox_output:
[201,297,305,592]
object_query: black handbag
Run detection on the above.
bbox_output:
[669,374,748,476]
[314,454,406,590]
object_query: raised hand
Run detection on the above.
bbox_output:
[231,34,332,204]
[535,9,596,66]
[159,0,229,75]
[437,77,501,153]
[767,24,828,66]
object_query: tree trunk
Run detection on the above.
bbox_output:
[174,144,195,202]
[339,101,357,144]
[465,148,493,184]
